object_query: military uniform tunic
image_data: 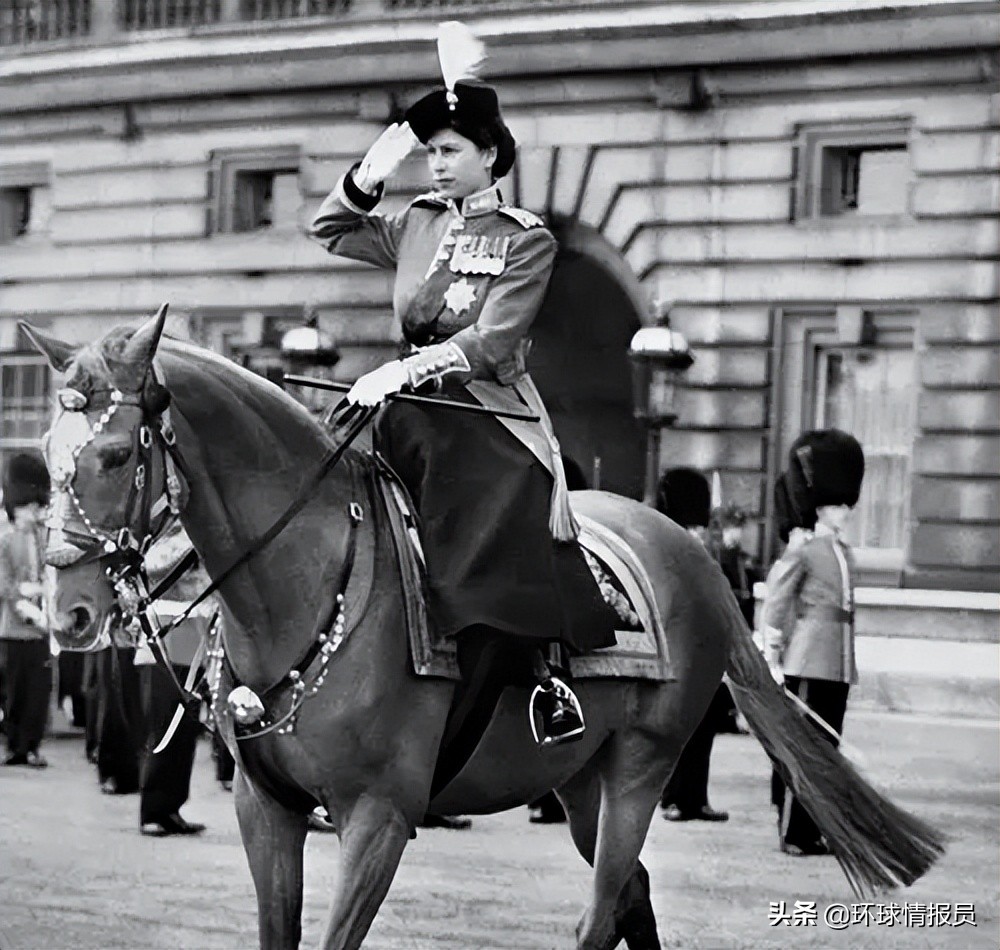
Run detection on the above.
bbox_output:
[310,173,616,652]
[761,524,857,686]
[761,523,856,849]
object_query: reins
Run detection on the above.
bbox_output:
[129,402,378,739]
[216,459,368,741]
[51,374,377,746]
[152,403,377,641]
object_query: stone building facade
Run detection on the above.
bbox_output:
[1,0,997,596]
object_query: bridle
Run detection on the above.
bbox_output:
[45,380,189,638]
[47,371,378,741]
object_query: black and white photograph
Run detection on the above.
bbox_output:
[0,0,997,947]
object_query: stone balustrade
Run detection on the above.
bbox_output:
[1,0,603,48]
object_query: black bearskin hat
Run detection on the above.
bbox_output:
[3,452,50,520]
[788,429,866,510]
[657,467,711,530]
[773,471,814,542]
[405,82,517,179]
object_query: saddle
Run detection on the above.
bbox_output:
[366,458,674,796]
[372,457,673,685]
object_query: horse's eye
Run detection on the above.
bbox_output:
[99,445,132,470]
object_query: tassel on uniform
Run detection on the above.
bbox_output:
[516,376,579,542]
[722,590,945,898]
[462,374,579,542]
[548,448,580,542]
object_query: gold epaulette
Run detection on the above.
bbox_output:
[498,206,545,229]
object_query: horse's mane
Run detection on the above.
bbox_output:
[152,337,334,467]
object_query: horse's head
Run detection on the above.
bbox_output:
[21,304,186,651]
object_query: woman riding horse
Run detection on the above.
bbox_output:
[22,25,945,950]
[309,26,616,745]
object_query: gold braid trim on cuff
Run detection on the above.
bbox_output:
[402,343,471,388]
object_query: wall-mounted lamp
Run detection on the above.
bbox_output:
[628,319,695,506]
[280,315,340,368]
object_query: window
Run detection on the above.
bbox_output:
[0,353,51,479]
[0,162,48,242]
[191,307,302,388]
[814,343,916,551]
[772,307,918,583]
[190,312,247,360]
[818,145,910,217]
[0,187,31,241]
[209,147,301,234]
[794,121,911,220]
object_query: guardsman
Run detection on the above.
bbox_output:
[0,453,52,768]
[762,429,866,856]
[656,468,730,823]
[309,23,617,745]
[715,502,760,628]
[134,521,212,836]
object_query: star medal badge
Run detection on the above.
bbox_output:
[444,278,476,315]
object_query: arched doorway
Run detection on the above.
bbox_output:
[529,219,647,499]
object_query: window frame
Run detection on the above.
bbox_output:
[0,350,52,463]
[207,146,302,235]
[190,305,304,368]
[767,306,920,585]
[0,162,49,244]
[792,120,913,223]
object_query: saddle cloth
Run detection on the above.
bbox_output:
[375,465,673,683]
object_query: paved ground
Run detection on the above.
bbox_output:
[0,710,996,950]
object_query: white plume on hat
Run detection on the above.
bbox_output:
[437,21,486,107]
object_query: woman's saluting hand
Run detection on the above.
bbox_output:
[355,122,420,193]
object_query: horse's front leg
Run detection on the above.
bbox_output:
[234,769,309,950]
[321,792,412,950]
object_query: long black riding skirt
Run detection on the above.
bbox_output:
[374,386,617,654]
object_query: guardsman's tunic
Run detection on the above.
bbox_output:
[310,171,616,652]
[761,524,857,687]
[761,523,856,849]
[0,520,52,759]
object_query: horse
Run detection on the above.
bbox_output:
[25,306,943,950]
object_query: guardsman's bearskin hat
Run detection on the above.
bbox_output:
[772,471,808,542]
[404,22,517,180]
[657,467,711,530]
[775,429,865,541]
[3,452,50,520]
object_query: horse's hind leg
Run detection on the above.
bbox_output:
[320,793,412,950]
[234,770,309,950]
[558,750,667,950]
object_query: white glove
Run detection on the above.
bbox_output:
[355,122,420,192]
[18,580,44,599]
[764,648,784,685]
[14,599,46,628]
[346,361,409,408]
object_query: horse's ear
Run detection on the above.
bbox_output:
[17,322,78,372]
[123,303,169,367]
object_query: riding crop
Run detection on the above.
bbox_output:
[283,374,541,422]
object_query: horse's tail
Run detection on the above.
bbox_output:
[722,592,945,898]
